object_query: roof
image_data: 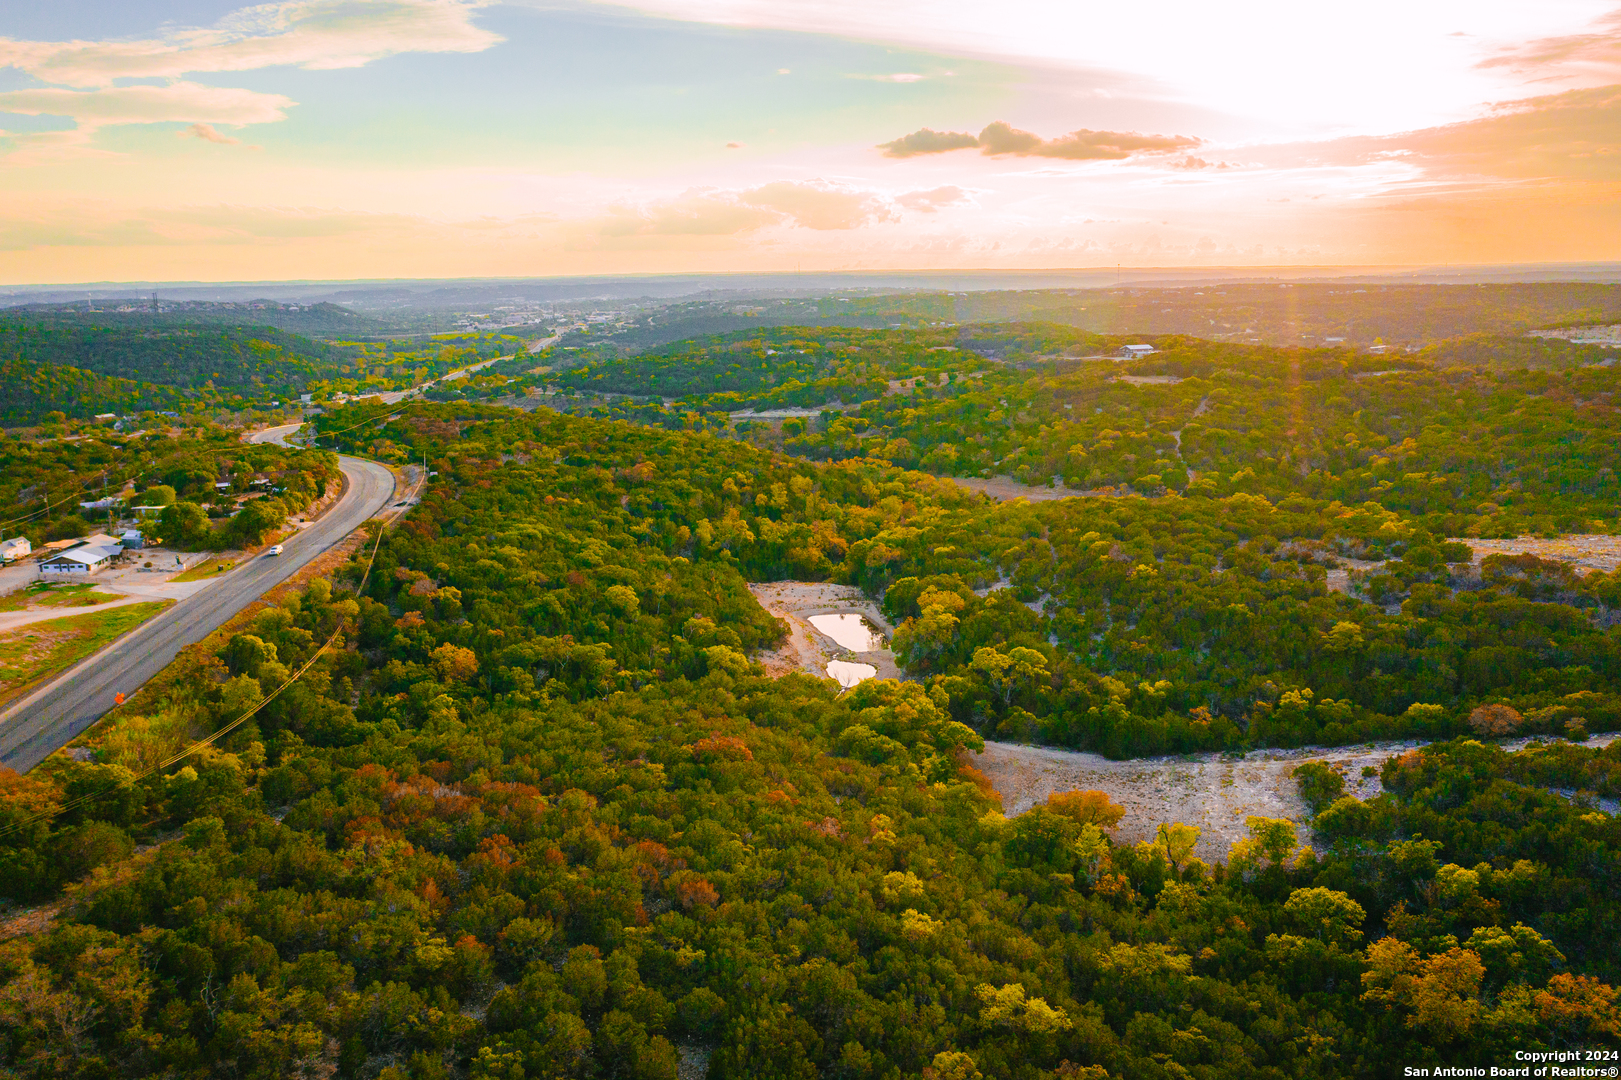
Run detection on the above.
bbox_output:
[40,543,121,566]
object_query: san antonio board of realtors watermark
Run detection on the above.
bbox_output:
[1401,1051,1619,1077]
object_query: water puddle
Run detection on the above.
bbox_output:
[826,660,877,688]
[808,613,885,651]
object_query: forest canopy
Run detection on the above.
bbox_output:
[0,305,1618,1079]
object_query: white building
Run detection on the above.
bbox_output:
[1117,344,1156,360]
[39,541,122,575]
[0,537,30,562]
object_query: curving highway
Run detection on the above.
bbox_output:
[0,429,394,774]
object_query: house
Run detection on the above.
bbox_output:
[39,540,123,575]
[1117,344,1156,360]
[130,505,167,518]
[0,537,30,562]
[120,529,145,549]
[75,532,124,550]
[79,496,123,511]
[1366,344,1390,355]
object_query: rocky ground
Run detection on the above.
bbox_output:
[974,733,1619,863]
[746,578,1619,864]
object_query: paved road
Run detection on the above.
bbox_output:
[0,439,394,774]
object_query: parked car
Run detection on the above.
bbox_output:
[266,544,284,556]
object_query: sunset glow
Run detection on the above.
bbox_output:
[4,0,1621,280]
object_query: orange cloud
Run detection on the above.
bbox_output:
[880,121,1201,160]
[1477,8,1621,84]
[180,122,242,145]
[895,186,972,212]
[739,181,893,230]
[0,82,293,128]
[0,0,502,88]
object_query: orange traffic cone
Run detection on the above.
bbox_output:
[114,692,125,706]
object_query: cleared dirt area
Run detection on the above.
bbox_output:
[1114,374,1183,386]
[975,733,1618,863]
[746,579,1620,863]
[1326,534,1621,597]
[1456,534,1621,573]
[942,476,1120,502]
[748,581,902,683]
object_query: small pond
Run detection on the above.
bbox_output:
[826,660,878,688]
[808,613,885,652]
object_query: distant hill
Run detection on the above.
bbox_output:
[0,355,190,423]
[4,299,393,337]
[0,316,350,401]
[948,282,1621,345]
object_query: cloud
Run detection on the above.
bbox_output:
[0,201,416,251]
[0,0,502,88]
[878,127,980,157]
[740,181,893,230]
[0,82,294,128]
[880,121,1200,160]
[180,122,241,145]
[1293,84,1621,183]
[591,192,778,240]
[1477,8,1621,83]
[896,185,971,212]
[569,181,895,250]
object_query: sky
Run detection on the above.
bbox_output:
[1,0,1620,282]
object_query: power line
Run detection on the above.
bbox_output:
[0,465,151,536]
[0,512,390,839]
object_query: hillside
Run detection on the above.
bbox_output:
[0,354,191,423]
[0,400,1614,1078]
[5,300,393,337]
[0,316,343,399]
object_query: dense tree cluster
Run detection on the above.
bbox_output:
[0,425,338,551]
[1,404,1614,1079]
[551,328,990,413]
[0,317,525,424]
[776,333,1621,537]
[0,355,194,423]
[0,318,339,398]
[943,282,1621,349]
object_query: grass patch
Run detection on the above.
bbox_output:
[0,602,170,706]
[0,582,121,613]
[172,557,237,582]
